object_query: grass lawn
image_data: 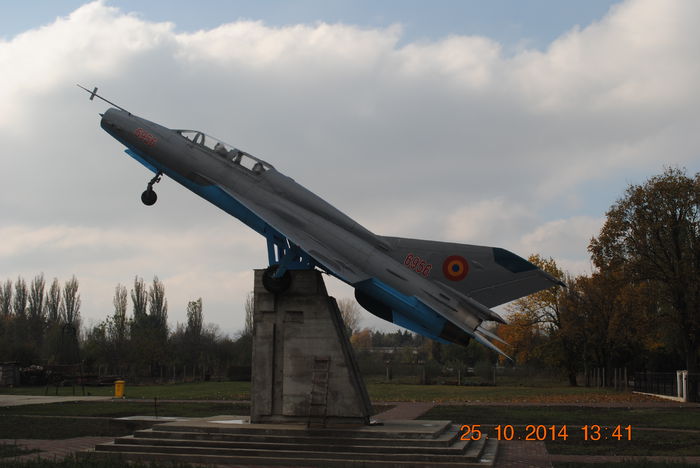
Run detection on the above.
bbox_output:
[0,400,252,439]
[0,381,250,400]
[0,401,250,418]
[1,381,667,404]
[422,405,700,431]
[547,428,700,456]
[0,415,154,440]
[366,382,665,404]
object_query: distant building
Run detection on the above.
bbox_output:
[0,363,19,386]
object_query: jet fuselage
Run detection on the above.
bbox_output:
[98,106,559,354]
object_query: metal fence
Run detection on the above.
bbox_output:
[634,372,677,396]
[634,371,700,401]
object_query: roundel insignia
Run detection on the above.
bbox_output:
[442,255,469,281]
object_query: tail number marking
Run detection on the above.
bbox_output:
[134,128,158,147]
[403,253,433,277]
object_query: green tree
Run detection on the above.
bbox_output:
[589,167,700,399]
[186,298,203,339]
[503,255,582,385]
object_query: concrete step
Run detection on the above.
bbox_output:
[114,433,470,455]
[87,448,493,467]
[96,440,479,464]
[133,424,461,448]
[155,418,452,440]
[83,418,497,467]
[464,436,487,459]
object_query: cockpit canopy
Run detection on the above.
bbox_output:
[175,130,273,174]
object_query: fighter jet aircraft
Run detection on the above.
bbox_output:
[80,85,562,357]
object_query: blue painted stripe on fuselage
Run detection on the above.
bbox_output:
[354,278,450,343]
[124,148,279,240]
[125,149,160,175]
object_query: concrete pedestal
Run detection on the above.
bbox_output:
[250,269,372,425]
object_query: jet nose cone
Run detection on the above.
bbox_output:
[100,107,125,136]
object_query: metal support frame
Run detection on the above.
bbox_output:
[266,236,314,278]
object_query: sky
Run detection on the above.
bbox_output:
[1,0,699,336]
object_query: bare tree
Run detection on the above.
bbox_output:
[62,276,81,326]
[148,276,169,338]
[28,274,46,322]
[111,284,129,344]
[105,283,130,372]
[0,279,12,317]
[13,277,28,319]
[27,274,47,351]
[130,276,148,322]
[46,278,61,323]
[337,297,361,335]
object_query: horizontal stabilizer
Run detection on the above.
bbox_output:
[473,329,512,361]
[476,325,509,345]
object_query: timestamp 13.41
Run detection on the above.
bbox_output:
[460,424,633,441]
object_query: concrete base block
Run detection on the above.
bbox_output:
[250,269,372,425]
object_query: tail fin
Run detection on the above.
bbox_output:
[378,235,561,308]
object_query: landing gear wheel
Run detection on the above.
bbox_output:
[141,171,163,206]
[141,188,157,206]
[262,265,291,294]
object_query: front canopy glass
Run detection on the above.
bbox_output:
[175,130,273,174]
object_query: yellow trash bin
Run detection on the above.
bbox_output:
[114,380,125,398]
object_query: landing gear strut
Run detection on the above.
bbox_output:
[141,171,163,206]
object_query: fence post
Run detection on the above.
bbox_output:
[677,370,688,402]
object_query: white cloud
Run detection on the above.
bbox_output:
[1,0,699,331]
[444,198,536,246]
[0,224,263,334]
[517,216,605,275]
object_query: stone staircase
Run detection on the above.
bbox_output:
[85,416,498,467]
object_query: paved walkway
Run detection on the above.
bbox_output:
[0,395,111,407]
[373,401,437,420]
